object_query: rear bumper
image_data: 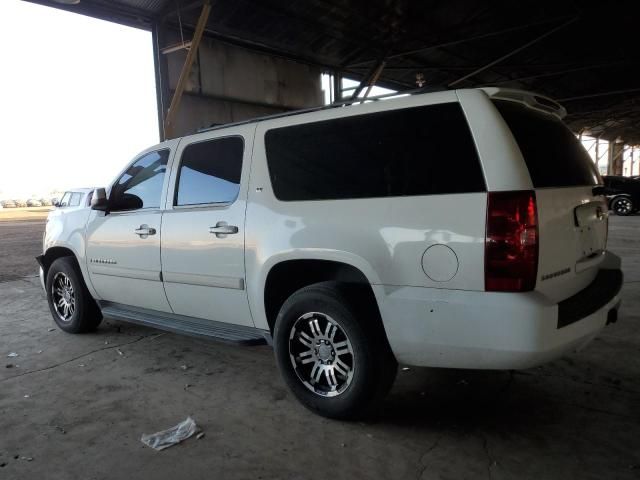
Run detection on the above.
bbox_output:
[375,256,623,370]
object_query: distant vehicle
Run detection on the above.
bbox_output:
[14,199,27,208]
[27,199,43,207]
[603,175,640,215]
[54,188,95,209]
[39,198,53,206]
[50,198,59,206]
[2,200,16,208]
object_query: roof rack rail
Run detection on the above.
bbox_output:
[195,85,448,135]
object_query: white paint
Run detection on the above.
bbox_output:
[41,87,621,371]
[421,244,459,282]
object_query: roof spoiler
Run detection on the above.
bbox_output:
[479,87,567,119]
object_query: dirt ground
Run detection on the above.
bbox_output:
[0,212,638,480]
[0,208,50,282]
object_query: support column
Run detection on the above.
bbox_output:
[610,141,625,175]
[333,72,342,103]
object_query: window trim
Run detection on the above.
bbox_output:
[109,148,171,213]
[172,135,245,208]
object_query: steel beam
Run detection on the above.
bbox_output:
[350,55,388,101]
[448,17,578,87]
[558,88,640,102]
[163,1,212,139]
[361,61,387,100]
[347,15,576,68]
[152,21,171,141]
[484,61,628,86]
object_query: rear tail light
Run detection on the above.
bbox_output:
[485,190,538,292]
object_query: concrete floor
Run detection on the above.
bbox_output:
[0,214,639,480]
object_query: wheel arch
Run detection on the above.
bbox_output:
[41,246,78,279]
[262,257,384,335]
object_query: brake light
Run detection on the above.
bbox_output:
[485,191,538,292]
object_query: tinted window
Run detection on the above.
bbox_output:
[494,100,601,188]
[175,137,243,206]
[69,192,82,207]
[111,150,169,211]
[265,103,484,201]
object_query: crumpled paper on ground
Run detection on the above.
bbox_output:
[140,417,199,451]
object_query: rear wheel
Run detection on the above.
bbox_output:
[273,282,397,419]
[611,196,634,216]
[46,257,102,333]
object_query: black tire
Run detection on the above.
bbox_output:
[273,282,397,420]
[611,196,634,216]
[46,257,102,333]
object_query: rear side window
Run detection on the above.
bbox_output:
[494,100,601,188]
[175,137,244,206]
[265,103,485,201]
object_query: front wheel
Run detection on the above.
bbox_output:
[611,196,634,216]
[46,257,102,333]
[273,282,397,419]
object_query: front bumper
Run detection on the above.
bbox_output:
[36,255,46,291]
[38,266,45,291]
[375,259,623,370]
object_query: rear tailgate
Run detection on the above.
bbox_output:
[494,100,608,303]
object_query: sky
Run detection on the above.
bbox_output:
[0,0,159,199]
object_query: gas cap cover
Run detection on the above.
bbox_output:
[421,244,459,282]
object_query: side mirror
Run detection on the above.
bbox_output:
[91,188,109,212]
[53,201,60,208]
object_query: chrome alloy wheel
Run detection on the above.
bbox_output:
[289,312,355,397]
[51,272,75,322]
[613,197,633,215]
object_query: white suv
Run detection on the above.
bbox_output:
[37,88,623,419]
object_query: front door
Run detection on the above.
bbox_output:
[86,148,173,312]
[161,127,254,326]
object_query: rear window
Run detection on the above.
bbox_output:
[494,100,601,188]
[265,103,485,201]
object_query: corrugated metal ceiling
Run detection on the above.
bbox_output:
[25,0,640,142]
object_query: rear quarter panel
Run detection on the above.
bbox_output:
[245,93,487,330]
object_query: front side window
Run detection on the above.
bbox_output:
[110,150,169,211]
[69,192,82,207]
[175,136,244,206]
[264,103,485,201]
[59,192,71,207]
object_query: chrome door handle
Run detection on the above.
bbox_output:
[209,222,238,237]
[134,225,156,237]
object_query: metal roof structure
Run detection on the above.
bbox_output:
[28,0,640,142]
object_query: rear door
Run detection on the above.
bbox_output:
[160,126,254,326]
[494,100,607,302]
